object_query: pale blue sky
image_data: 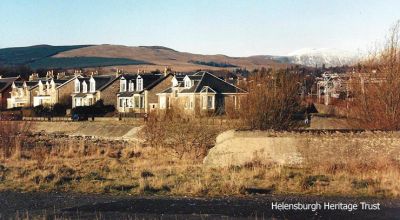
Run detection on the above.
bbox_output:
[0,0,399,56]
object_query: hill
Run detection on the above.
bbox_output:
[0,44,290,72]
[53,44,289,72]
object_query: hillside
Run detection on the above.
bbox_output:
[0,44,290,72]
[53,44,289,72]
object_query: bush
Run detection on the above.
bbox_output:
[33,105,50,117]
[71,100,115,117]
[139,109,221,161]
[239,69,302,130]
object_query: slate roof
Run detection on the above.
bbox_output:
[77,75,118,92]
[117,73,167,96]
[160,71,246,94]
[0,77,20,93]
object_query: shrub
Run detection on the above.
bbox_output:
[71,99,115,117]
[239,69,302,130]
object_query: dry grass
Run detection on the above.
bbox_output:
[0,129,400,198]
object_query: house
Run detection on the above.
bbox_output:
[32,74,78,107]
[71,74,120,108]
[117,72,173,113]
[7,80,39,108]
[157,71,247,116]
[0,76,21,109]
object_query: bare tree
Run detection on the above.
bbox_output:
[350,20,400,130]
[239,69,302,130]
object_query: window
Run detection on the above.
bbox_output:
[159,96,166,109]
[233,95,237,109]
[137,76,143,91]
[129,81,134,91]
[207,96,214,109]
[140,96,144,108]
[120,79,127,92]
[134,96,140,108]
[119,98,123,107]
[90,78,95,92]
[203,95,214,109]
[74,80,80,93]
[189,96,194,109]
[82,81,87,93]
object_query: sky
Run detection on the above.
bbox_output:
[0,0,399,56]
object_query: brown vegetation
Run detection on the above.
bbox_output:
[350,20,400,129]
[239,69,302,130]
[0,121,399,197]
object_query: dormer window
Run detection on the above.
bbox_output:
[90,77,96,92]
[137,75,143,91]
[172,77,179,87]
[38,81,43,91]
[82,81,87,93]
[129,81,134,92]
[120,78,127,92]
[74,79,80,93]
[184,76,192,88]
[50,79,56,89]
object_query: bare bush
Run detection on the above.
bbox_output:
[239,69,302,130]
[139,109,221,161]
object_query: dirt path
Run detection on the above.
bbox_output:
[0,191,399,219]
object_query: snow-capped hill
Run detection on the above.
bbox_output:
[287,48,359,67]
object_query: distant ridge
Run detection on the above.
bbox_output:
[0,44,289,71]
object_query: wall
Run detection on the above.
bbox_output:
[203,130,400,167]
[146,74,173,113]
[99,80,119,107]
[57,79,75,106]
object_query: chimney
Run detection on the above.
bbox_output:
[57,72,66,79]
[164,67,168,76]
[29,73,38,81]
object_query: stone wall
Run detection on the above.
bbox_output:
[99,80,120,107]
[57,79,75,106]
[146,74,173,112]
[203,130,400,167]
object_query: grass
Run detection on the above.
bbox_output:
[0,129,400,198]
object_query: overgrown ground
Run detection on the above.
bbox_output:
[0,126,400,198]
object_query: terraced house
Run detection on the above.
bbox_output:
[7,80,39,108]
[117,72,173,113]
[71,74,120,108]
[32,74,78,107]
[157,71,246,116]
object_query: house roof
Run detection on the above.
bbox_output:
[172,71,246,94]
[117,73,168,95]
[77,74,118,92]
[0,77,20,93]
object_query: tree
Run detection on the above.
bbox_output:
[239,69,302,130]
[350,20,400,130]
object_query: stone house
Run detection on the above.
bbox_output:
[117,72,173,113]
[71,74,120,108]
[0,76,21,110]
[157,71,247,116]
[32,75,78,107]
[7,81,39,108]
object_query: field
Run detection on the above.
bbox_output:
[0,121,399,198]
